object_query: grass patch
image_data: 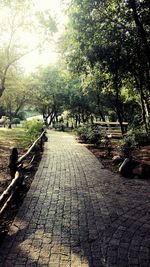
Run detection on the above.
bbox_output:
[0,120,45,150]
[0,128,29,149]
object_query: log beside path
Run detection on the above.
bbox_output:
[0,130,150,267]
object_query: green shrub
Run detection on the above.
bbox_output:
[75,124,90,143]
[109,111,117,122]
[23,120,45,142]
[120,128,150,158]
[12,118,20,125]
[134,131,150,146]
[120,133,137,157]
[53,122,65,131]
[75,124,106,146]
[131,114,143,128]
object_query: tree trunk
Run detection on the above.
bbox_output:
[75,114,78,128]
[140,94,149,133]
[48,113,56,126]
[96,96,105,121]
[0,85,5,98]
[145,63,150,94]
[78,114,81,125]
[113,71,124,135]
[8,117,12,129]
[134,73,149,132]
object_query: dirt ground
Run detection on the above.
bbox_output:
[0,142,26,194]
[86,145,119,172]
[0,142,42,243]
[85,142,150,173]
[0,145,11,194]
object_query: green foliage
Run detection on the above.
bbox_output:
[120,128,150,158]
[60,0,150,132]
[0,1,57,98]
[134,131,150,147]
[18,111,26,120]
[120,133,137,158]
[12,118,20,125]
[23,120,45,142]
[32,65,67,126]
[109,111,117,122]
[0,70,35,122]
[53,122,65,131]
[130,114,143,128]
[36,10,57,35]
[75,124,106,146]
[23,108,41,119]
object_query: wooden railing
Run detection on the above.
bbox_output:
[0,129,47,217]
[94,121,128,133]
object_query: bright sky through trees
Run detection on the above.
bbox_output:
[19,0,68,73]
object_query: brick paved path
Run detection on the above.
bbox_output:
[0,131,150,267]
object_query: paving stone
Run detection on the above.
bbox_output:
[0,131,150,266]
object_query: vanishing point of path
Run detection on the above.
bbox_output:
[0,130,150,267]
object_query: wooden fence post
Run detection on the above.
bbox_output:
[40,135,44,151]
[40,129,47,151]
[8,147,18,179]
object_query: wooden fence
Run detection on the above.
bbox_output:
[0,129,47,217]
[94,121,128,133]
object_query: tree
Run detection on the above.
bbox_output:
[0,69,34,127]
[64,76,93,127]
[61,0,150,132]
[0,0,57,97]
[31,65,66,126]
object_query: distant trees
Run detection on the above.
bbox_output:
[0,0,58,127]
[0,70,34,127]
[0,1,32,97]
[30,66,67,126]
[64,76,92,127]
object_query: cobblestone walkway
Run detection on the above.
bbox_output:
[0,131,150,267]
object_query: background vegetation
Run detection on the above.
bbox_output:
[0,0,149,146]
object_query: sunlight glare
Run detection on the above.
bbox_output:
[19,0,68,73]
[20,49,58,74]
[36,0,61,12]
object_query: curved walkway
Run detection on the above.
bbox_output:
[0,130,150,267]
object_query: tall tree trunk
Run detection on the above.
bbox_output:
[48,112,56,126]
[140,88,148,130]
[145,64,150,94]
[134,73,149,132]
[96,90,105,121]
[49,115,54,126]
[113,71,124,134]
[8,116,12,129]
[78,114,81,125]
[75,114,78,128]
